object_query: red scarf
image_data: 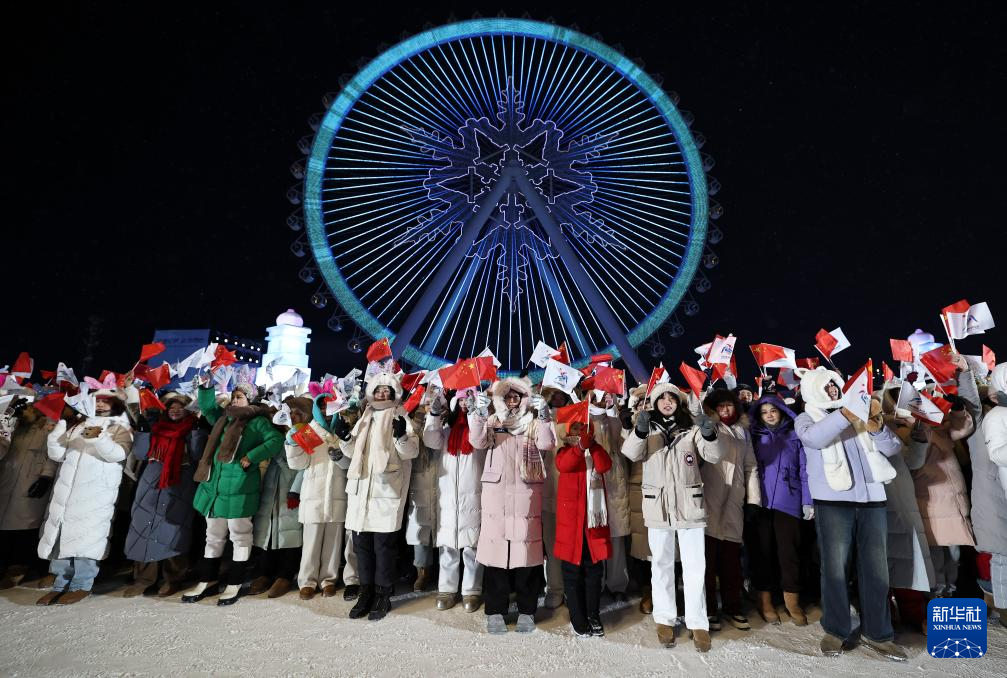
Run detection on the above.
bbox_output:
[149,414,197,489]
[446,415,473,456]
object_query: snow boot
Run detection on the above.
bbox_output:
[820,633,844,657]
[784,591,807,625]
[691,628,711,653]
[181,557,221,603]
[708,615,722,631]
[413,567,430,592]
[349,584,375,619]
[588,613,605,637]
[639,588,653,615]
[758,591,780,624]
[217,559,247,606]
[656,623,676,648]
[726,614,751,631]
[368,585,393,621]
[343,584,361,601]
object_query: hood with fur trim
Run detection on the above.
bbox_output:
[366,373,403,403]
[490,376,532,417]
[647,383,685,411]
[796,367,845,411]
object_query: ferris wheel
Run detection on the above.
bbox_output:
[290,18,722,380]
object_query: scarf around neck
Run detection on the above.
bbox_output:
[447,415,473,455]
[149,414,196,488]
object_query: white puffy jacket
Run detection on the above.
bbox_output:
[38,415,133,560]
[423,412,485,550]
[285,420,349,525]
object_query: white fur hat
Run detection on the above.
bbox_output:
[796,367,845,410]
[366,372,403,402]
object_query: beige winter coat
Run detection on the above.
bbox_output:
[621,422,725,530]
[285,420,348,525]
[0,419,56,530]
[701,418,761,543]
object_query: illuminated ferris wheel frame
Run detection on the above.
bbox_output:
[303,19,709,380]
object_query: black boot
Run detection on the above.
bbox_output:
[368,585,393,621]
[349,585,375,619]
[217,559,247,607]
[566,587,591,637]
[343,584,361,601]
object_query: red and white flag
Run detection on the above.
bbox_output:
[881,361,896,386]
[706,335,736,366]
[942,299,996,340]
[646,364,668,397]
[679,362,708,398]
[542,359,583,395]
[529,341,560,368]
[895,381,948,425]
[841,359,873,423]
[750,343,797,369]
[777,368,800,390]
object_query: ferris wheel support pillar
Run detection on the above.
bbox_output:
[511,170,649,384]
[390,175,515,362]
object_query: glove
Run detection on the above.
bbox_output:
[430,392,446,416]
[694,411,716,438]
[27,476,53,499]
[839,407,859,424]
[743,503,759,522]
[474,393,491,418]
[866,398,884,433]
[802,505,815,521]
[327,446,344,463]
[392,416,407,439]
[635,409,651,438]
[619,407,634,431]
[530,394,547,412]
[332,415,351,441]
[286,492,300,510]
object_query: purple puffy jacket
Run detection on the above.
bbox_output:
[749,396,811,519]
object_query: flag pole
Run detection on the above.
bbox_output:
[815,346,840,374]
[938,314,958,354]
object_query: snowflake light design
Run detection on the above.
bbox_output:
[401,78,624,309]
[930,638,985,658]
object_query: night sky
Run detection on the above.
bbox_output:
[7,2,1004,382]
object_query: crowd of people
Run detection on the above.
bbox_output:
[0,338,1004,663]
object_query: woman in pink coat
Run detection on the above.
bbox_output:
[469,376,556,635]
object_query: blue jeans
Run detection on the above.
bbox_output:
[50,557,100,592]
[816,503,893,642]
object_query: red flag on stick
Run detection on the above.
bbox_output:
[593,366,625,395]
[645,365,666,397]
[138,389,164,411]
[555,400,590,426]
[882,361,895,385]
[400,371,425,393]
[366,338,392,363]
[139,342,167,362]
[439,359,483,390]
[145,364,172,390]
[920,345,957,385]
[679,362,707,398]
[796,357,820,370]
[292,425,324,454]
[890,339,914,363]
[34,393,65,421]
[403,385,426,414]
[554,342,570,365]
[815,330,839,358]
[211,346,238,370]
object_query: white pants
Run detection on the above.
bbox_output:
[605,536,629,594]
[298,522,344,589]
[992,553,1007,609]
[649,527,708,630]
[343,530,359,586]
[542,511,563,594]
[439,546,483,596]
[205,517,254,562]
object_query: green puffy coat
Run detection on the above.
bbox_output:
[192,389,284,519]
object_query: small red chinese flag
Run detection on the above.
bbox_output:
[145,364,172,390]
[815,329,839,358]
[138,389,164,411]
[366,337,393,363]
[292,425,324,455]
[679,362,707,398]
[556,399,589,426]
[984,345,996,373]
[796,357,820,370]
[403,385,426,414]
[920,345,957,385]
[139,342,167,362]
[34,393,65,421]
[554,342,570,365]
[882,361,895,385]
[400,371,425,394]
[211,345,238,370]
[890,339,914,363]
[440,359,482,390]
[646,365,666,397]
[930,394,954,416]
[593,366,625,395]
[475,356,498,383]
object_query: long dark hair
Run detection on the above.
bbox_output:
[652,392,693,429]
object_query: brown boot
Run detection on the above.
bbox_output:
[56,590,90,605]
[247,576,273,596]
[783,591,807,626]
[656,623,676,648]
[157,581,182,598]
[639,589,654,615]
[267,578,293,598]
[413,567,430,592]
[758,591,780,625]
[299,586,317,600]
[692,628,712,653]
[36,574,56,589]
[36,591,63,606]
[122,583,151,598]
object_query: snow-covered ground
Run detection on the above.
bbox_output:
[1,579,1003,677]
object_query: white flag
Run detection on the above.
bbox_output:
[173,347,205,379]
[966,302,995,336]
[829,328,852,356]
[841,364,872,423]
[66,384,96,418]
[56,362,78,387]
[895,381,945,425]
[529,341,559,368]
[707,335,736,366]
[271,403,292,427]
[964,354,991,379]
[542,359,583,395]
[195,343,219,370]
